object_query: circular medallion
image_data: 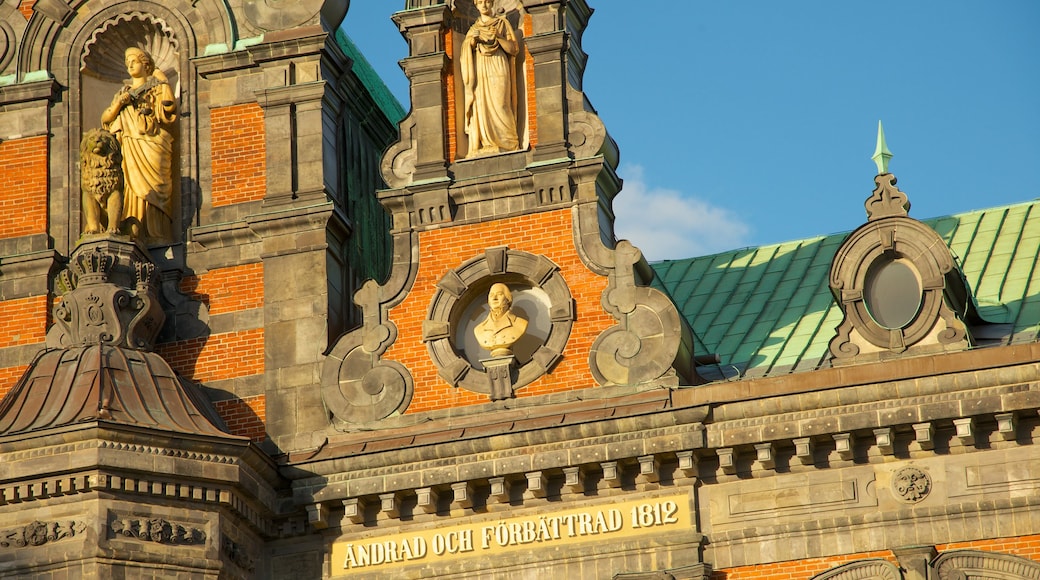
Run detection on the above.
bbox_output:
[892,466,931,503]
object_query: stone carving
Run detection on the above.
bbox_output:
[101,47,178,243]
[829,174,974,359]
[474,283,528,356]
[0,521,86,549]
[460,0,520,157]
[222,536,257,572]
[50,241,164,350]
[590,242,690,386]
[80,128,125,236]
[892,466,931,503]
[811,559,903,580]
[111,517,205,545]
[933,549,1040,580]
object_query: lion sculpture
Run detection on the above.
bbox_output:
[80,128,124,235]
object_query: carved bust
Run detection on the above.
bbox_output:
[473,283,528,357]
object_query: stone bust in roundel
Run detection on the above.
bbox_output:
[473,283,528,357]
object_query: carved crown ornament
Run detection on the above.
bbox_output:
[49,239,165,351]
[828,173,977,360]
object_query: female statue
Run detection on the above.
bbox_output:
[101,47,177,242]
[460,0,520,157]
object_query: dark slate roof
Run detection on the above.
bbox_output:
[0,345,234,438]
[652,200,1040,382]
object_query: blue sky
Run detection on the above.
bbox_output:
[343,2,1040,261]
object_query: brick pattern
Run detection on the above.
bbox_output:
[445,27,457,163]
[522,14,537,147]
[385,209,615,414]
[0,365,29,400]
[179,263,264,316]
[937,533,1040,561]
[0,136,48,239]
[713,551,898,579]
[210,103,266,207]
[214,395,267,442]
[712,535,1040,579]
[17,0,34,20]
[157,328,264,383]
[0,296,49,348]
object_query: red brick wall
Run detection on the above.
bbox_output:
[386,209,615,414]
[937,533,1040,562]
[214,395,266,442]
[712,534,1040,579]
[0,296,49,349]
[445,28,457,163]
[17,0,34,20]
[713,551,898,580]
[179,263,264,315]
[0,136,48,239]
[158,328,264,384]
[210,104,266,207]
[522,14,537,147]
[0,365,29,400]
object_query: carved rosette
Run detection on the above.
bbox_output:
[892,466,931,504]
[829,174,972,359]
[110,517,205,545]
[0,521,86,549]
[422,247,574,398]
[49,240,165,350]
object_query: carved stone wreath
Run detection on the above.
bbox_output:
[892,466,931,504]
[422,247,574,396]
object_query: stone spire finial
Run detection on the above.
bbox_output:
[872,120,893,175]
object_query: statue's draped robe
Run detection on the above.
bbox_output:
[461,15,520,156]
[105,79,177,241]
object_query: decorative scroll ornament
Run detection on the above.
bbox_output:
[590,242,689,386]
[892,466,931,503]
[111,517,205,545]
[0,521,86,549]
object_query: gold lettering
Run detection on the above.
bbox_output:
[413,537,428,559]
[356,543,370,567]
[577,512,593,535]
[458,529,474,553]
[482,526,494,549]
[343,544,358,569]
[594,511,609,533]
[608,509,623,531]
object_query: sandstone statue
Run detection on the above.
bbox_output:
[101,47,178,243]
[473,283,528,357]
[460,0,520,157]
[79,128,124,236]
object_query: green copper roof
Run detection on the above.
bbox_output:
[652,200,1040,381]
[335,30,406,125]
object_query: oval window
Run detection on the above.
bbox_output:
[864,257,922,330]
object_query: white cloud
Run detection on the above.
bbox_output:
[612,164,751,261]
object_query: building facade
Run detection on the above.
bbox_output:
[0,1,1038,578]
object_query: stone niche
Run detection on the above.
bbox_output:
[79,12,183,245]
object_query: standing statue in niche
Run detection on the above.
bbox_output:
[474,283,528,357]
[101,47,177,243]
[460,0,520,157]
